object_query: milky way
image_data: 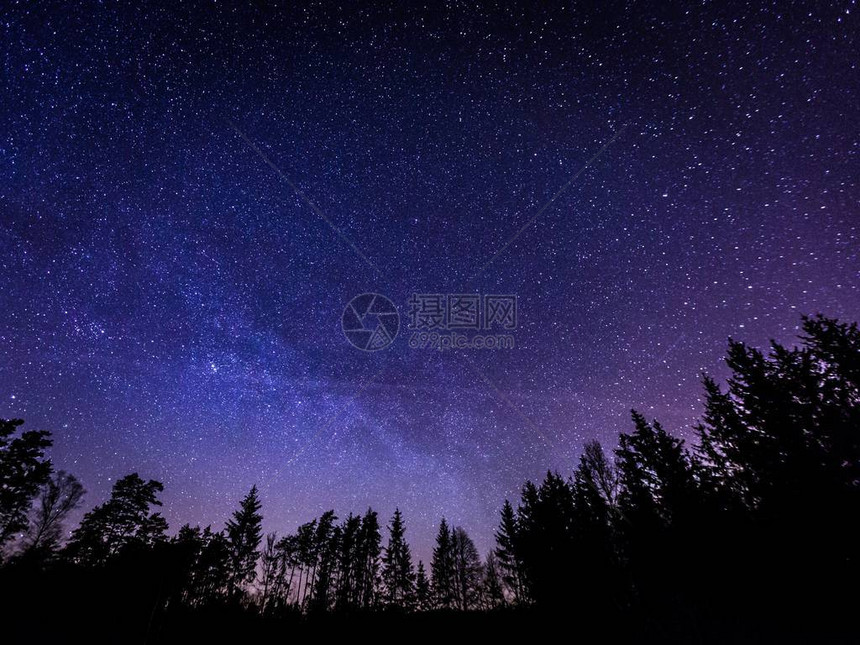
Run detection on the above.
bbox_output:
[1,2,858,562]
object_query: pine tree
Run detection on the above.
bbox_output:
[294,518,317,607]
[482,550,506,608]
[415,560,431,611]
[495,499,525,603]
[514,473,576,606]
[616,411,696,526]
[225,485,263,599]
[65,473,166,565]
[273,533,300,611]
[259,532,280,612]
[334,513,362,610]
[188,526,231,605]
[615,411,699,607]
[430,517,455,609]
[310,514,340,612]
[691,316,860,616]
[305,510,337,609]
[356,508,381,608]
[570,441,621,612]
[381,508,415,609]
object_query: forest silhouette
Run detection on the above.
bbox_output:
[1,315,857,642]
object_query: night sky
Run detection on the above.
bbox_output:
[1,2,858,563]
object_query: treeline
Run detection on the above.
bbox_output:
[0,464,499,614]
[1,315,858,640]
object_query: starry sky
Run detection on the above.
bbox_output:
[1,1,858,563]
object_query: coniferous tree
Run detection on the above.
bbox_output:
[697,316,860,514]
[187,526,231,605]
[305,510,337,609]
[381,508,415,609]
[691,316,860,618]
[171,524,205,603]
[259,532,280,612]
[494,500,525,604]
[430,517,455,609]
[570,441,622,612]
[415,560,431,611]
[294,518,317,607]
[225,485,263,599]
[334,513,362,610]
[579,440,618,506]
[356,508,382,609]
[481,550,506,609]
[273,533,300,611]
[65,473,166,566]
[310,516,340,612]
[514,473,576,606]
[616,411,698,604]
[617,412,697,527]
[512,480,538,602]
[172,524,232,608]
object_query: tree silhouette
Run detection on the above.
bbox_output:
[192,526,231,605]
[514,473,576,606]
[569,441,621,613]
[691,315,860,619]
[494,499,525,604]
[356,508,381,609]
[64,473,166,566]
[578,440,618,506]
[615,411,698,611]
[450,526,482,610]
[19,470,85,561]
[270,533,300,612]
[415,560,431,611]
[308,511,340,610]
[381,508,415,609]
[225,485,263,599]
[0,419,52,554]
[309,513,340,612]
[259,532,280,612]
[293,517,317,607]
[617,411,696,527]
[481,550,505,609]
[430,517,455,609]
[334,513,362,611]
[251,508,385,613]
